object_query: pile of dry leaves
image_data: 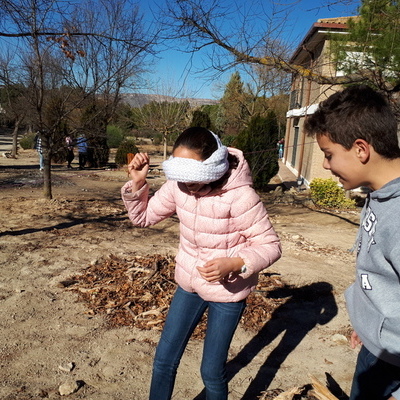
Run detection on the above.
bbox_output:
[61,255,344,400]
[61,253,289,338]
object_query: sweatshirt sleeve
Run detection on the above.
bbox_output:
[121,180,177,227]
[391,387,400,400]
[231,188,282,276]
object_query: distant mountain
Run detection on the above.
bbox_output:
[120,93,219,108]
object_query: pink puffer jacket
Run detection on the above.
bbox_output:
[121,147,281,302]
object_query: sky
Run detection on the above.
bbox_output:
[137,0,359,100]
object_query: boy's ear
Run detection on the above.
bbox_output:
[353,139,370,163]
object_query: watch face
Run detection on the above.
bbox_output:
[241,265,247,274]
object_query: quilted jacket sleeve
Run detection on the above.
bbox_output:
[121,180,177,227]
[231,187,281,276]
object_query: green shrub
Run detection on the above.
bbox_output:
[20,131,37,149]
[310,178,356,209]
[153,133,162,146]
[115,139,139,167]
[107,125,125,148]
[233,113,280,190]
[221,135,236,147]
[190,110,211,129]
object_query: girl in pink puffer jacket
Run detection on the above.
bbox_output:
[121,127,281,400]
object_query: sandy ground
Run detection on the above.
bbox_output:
[0,133,361,400]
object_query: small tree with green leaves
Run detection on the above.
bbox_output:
[331,0,400,101]
[107,125,125,148]
[190,110,212,129]
[217,72,249,136]
[200,104,220,134]
[115,139,139,167]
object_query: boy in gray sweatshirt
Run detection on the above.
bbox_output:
[305,85,400,400]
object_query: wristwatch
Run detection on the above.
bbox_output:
[240,265,247,274]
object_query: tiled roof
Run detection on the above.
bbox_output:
[289,16,359,63]
[317,16,358,24]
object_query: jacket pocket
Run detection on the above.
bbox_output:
[346,284,385,348]
[380,316,400,357]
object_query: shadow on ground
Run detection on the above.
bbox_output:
[193,281,338,400]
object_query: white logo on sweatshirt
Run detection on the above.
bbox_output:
[361,273,372,290]
[362,207,377,251]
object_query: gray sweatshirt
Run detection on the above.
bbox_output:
[346,177,400,378]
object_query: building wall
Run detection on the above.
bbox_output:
[284,33,342,185]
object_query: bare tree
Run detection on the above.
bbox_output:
[133,97,191,159]
[0,54,32,157]
[66,0,154,125]
[159,0,363,86]
[246,37,292,98]
[129,77,194,159]
[215,62,290,138]
[0,0,158,199]
[223,44,291,133]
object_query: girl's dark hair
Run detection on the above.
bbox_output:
[304,85,400,159]
[173,127,219,160]
[174,127,239,189]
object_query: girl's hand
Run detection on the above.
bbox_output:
[350,331,362,349]
[197,257,244,283]
[128,152,149,190]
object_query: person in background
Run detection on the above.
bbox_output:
[76,134,88,170]
[122,127,282,400]
[305,85,400,400]
[34,132,44,171]
[278,138,284,159]
[65,136,74,169]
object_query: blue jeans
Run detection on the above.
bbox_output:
[350,345,400,400]
[149,286,246,400]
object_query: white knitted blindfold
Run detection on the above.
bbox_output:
[162,132,229,183]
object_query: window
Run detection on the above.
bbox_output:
[291,126,299,167]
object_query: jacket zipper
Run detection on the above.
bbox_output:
[190,195,199,289]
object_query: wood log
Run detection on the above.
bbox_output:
[309,375,340,400]
[261,386,302,400]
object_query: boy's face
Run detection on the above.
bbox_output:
[317,134,365,190]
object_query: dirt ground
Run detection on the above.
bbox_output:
[0,134,362,400]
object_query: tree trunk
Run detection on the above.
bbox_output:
[43,162,52,199]
[11,120,20,158]
[42,135,53,200]
[163,134,167,160]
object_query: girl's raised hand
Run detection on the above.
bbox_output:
[128,152,150,190]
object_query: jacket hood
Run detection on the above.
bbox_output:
[222,147,253,191]
[370,176,400,201]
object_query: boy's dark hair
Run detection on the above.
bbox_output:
[173,127,218,160]
[304,85,400,159]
